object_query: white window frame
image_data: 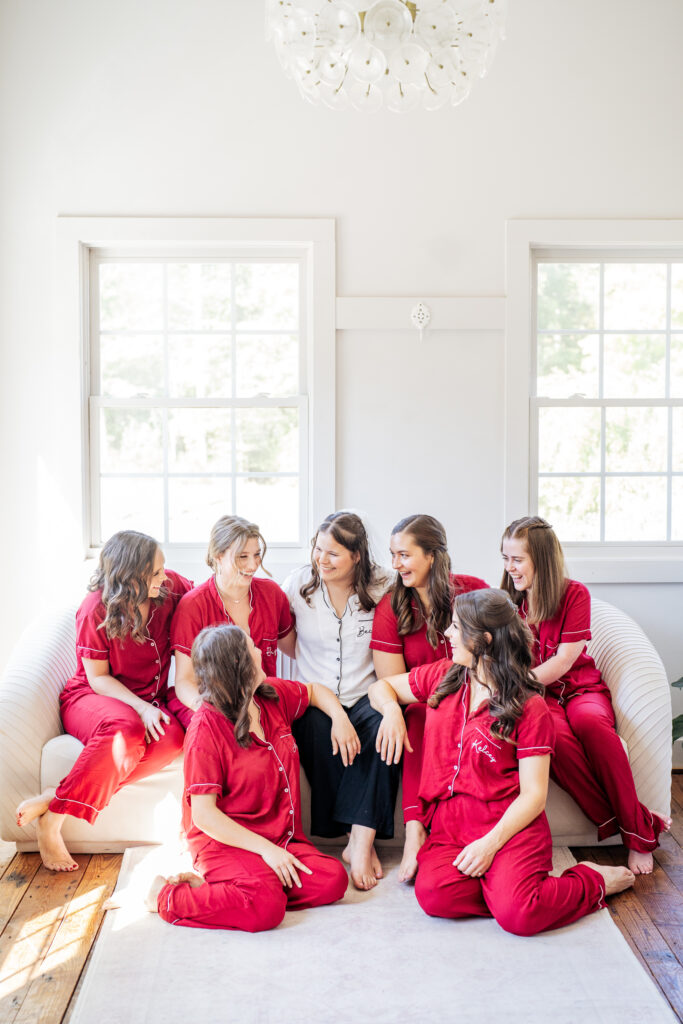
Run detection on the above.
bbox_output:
[505,219,683,583]
[56,216,335,574]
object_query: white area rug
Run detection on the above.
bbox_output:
[70,846,676,1024]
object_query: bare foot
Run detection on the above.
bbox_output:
[398,820,427,883]
[16,788,55,828]
[656,812,673,834]
[342,825,379,890]
[579,860,635,896]
[145,875,169,912]
[628,849,654,875]
[36,811,78,872]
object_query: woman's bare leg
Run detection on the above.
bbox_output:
[35,810,78,872]
[342,824,381,890]
[398,820,427,883]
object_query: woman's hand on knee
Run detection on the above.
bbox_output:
[453,836,497,878]
[138,703,170,743]
[375,705,413,764]
[261,844,313,889]
[330,713,361,766]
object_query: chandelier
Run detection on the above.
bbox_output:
[266,0,508,112]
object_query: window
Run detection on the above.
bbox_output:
[506,221,683,582]
[57,218,335,569]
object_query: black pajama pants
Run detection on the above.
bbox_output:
[293,694,400,839]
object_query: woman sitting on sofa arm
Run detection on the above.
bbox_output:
[15,530,192,871]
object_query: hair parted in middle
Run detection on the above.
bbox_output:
[206,515,271,577]
[500,515,567,625]
[390,513,453,648]
[191,624,278,748]
[300,510,388,612]
[428,588,543,742]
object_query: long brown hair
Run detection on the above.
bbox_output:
[428,589,543,742]
[500,516,567,624]
[390,514,452,647]
[191,625,278,748]
[301,511,388,612]
[88,531,163,642]
[206,515,271,578]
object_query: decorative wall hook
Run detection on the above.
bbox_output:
[411,302,431,342]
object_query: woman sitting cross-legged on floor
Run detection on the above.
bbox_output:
[368,588,635,936]
[147,624,349,931]
[16,530,192,872]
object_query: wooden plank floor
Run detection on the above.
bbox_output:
[1,778,682,1022]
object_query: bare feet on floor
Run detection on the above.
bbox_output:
[579,860,635,895]
[627,849,654,875]
[342,825,382,890]
[398,820,427,883]
[35,810,78,872]
[16,788,55,828]
[145,871,204,912]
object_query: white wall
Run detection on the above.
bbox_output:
[1,0,682,748]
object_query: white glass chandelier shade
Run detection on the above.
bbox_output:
[266,0,508,112]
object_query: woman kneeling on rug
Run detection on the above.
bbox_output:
[16,530,192,872]
[369,588,634,935]
[148,624,349,931]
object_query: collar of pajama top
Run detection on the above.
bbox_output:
[182,678,310,850]
[170,575,293,677]
[369,573,489,670]
[519,579,603,702]
[64,570,193,703]
[281,564,389,707]
[408,658,554,806]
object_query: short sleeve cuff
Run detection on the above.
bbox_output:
[369,638,403,653]
[77,645,109,660]
[517,744,554,759]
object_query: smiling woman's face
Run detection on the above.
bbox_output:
[501,536,535,592]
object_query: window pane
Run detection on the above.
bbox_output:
[537,264,599,331]
[538,408,601,473]
[99,264,163,331]
[168,409,231,473]
[538,477,600,541]
[672,477,683,540]
[100,409,163,473]
[236,334,298,396]
[603,334,666,398]
[167,263,231,331]
[603,264,667,330]
[605,477,667,540]
[235,264,299,330]
[100,335,164,397]
[670,335,683,398]
[236,408,299,473]
[100,477,164,541]
[168,477,231,543]
[168,334,232,398]
[672,265,683,329]
[605,408,667,472]
[536,333,598,398]
[672,408,683,471]
[236,477,299,542]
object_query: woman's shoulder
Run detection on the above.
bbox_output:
[177,576,213,607]
[252,575,289,603]
[281,564,313,597]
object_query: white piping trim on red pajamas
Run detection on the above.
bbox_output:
[55,796,101,813]
[448,687,468,793]
[517,745,553,753]
[559,629,590,638]
[404,804,419,811]
[293,682,306,720]
[186,783,221,792]
[371,640,403,650]
[267,741,296,850]
[621,812,657,844]
[78,646,109,655]
[173,643,192,654]
[598,815,617,828]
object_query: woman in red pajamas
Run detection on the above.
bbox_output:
[168,515,295,728]
[16,531,192,872]
[147,624,349,931]
[369,588,635,934]
[370,514,488,882]
[501,515,671,874]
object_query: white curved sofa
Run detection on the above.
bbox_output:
[0,599,672,852]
